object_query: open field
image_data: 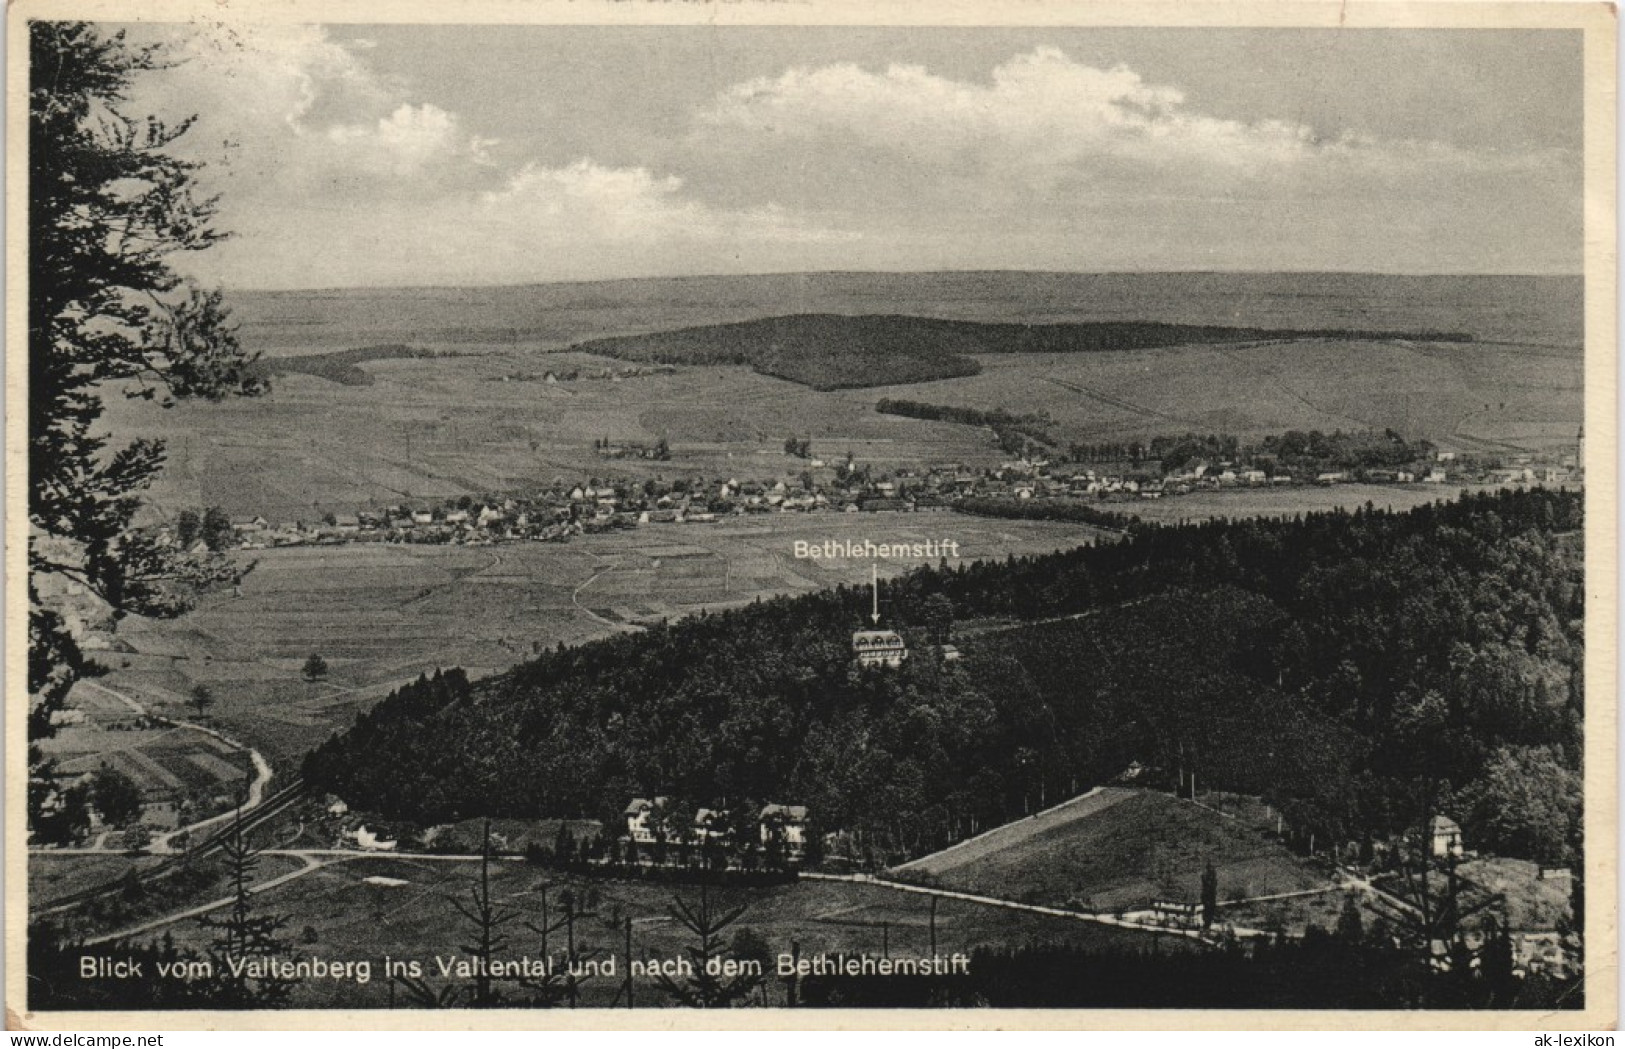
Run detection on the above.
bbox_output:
[36,677,256,821]
[81,512,1100,771]
[29,854,172,910]
[144,857,1181,1008]
[570,314,1477,391]
[902,789,1332,914]
[110,335,1580,527]
[834,338,1581,456]
[107,354,1002,527]
[227,273,1581,351]
[102,272,1580,525]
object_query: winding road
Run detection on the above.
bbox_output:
[77,847,495,946]
[70,680,275,854]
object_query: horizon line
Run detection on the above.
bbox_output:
[224,266,1585,295]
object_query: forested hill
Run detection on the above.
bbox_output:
[304,488,1583,865]
[569,314,1473,390]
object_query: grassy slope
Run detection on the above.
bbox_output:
[914,790,1330,913]
[896,786,1139,876]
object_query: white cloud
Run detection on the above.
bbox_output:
[484,160,843,244]
[320,103,494,182]
[117,28,1576,284]
[126,25,497,201]
[697,46,1570,195]
[701,48,1317,175]
[120,24,845,287]
[676,45,1579,274]
[198,155,850,288]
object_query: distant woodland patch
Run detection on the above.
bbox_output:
[245,344,444,386]
[572,315,1474,390]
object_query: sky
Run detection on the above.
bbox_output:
[117,23,1584,289]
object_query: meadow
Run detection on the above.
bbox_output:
[831,340,1580,456]
[107,353,1003,527]
[902,789,1332,914]
[144,855,1182,1008]
[105,335,1578,531]
[104,272,1580,526]
[88,513,1099,772]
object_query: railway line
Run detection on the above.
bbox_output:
[30,778,308,920]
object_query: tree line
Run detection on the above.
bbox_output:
[874,399,1057,457]
[952,496,1137,531]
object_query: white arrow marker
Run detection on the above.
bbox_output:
[871,562,882,624]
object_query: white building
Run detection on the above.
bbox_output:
[853,630,908,668]
[623,797,668,843]
[1429,815,1464,859]
[759,804,809,856]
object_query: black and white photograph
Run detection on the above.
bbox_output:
[10,0,1616,1027]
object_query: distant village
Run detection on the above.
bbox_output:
[157,429,1583,553]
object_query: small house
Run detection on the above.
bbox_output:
[693,808,728,842]
[352,825,397,851]
[759,803,809,856]
[1429,815,1464,859]
[624,797,668,844]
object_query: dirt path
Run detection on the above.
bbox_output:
[82,853,330,946]
[1208,343,1371,431]
[1043,375,1190,426]
[571,553,641,632]
[803,872,1273,943]
[73,841,1303,950]
[78,848,496,944]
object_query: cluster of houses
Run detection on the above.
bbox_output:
[161,434,1580,554]
[1005,458,1455,499]
[156,471,966,552]
[488,364,677,385]
[622,797,811,861]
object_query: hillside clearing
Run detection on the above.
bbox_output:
[902,789,1333,914]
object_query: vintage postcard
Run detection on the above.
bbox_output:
[7,0,1617,1031]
